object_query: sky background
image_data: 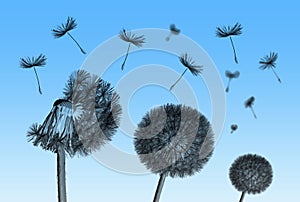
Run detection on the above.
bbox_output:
[1,0,299,202]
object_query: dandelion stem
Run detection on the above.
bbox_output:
[121,43,131,71]
[57,144,67,202]
[67,33,86,54]
[153,173,167,202]
[239,191,246,202]
[250,107,257,119]
[226,78,232,93]
[165,33,172,41]
[229,36,238,64]
[33,67,42,95]
[271,67,281,83]
[169,68,188,91]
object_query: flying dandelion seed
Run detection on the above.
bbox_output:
[244,96,257,119]
[166,24,180,41]
[20,54,47,95]
[119,28,145,70]
[216,22,243,64]
[230,124,238,134]
[229,154,273,202]
[27,70,121,202]
[225,70,240,93]
[259,52,281,83]
[169,53,203,91]
[52,16,86,54]
[134,104,215,202]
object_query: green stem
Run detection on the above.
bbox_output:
[153,173,167,202]
[229,36,238,64]
[33,67,42,95]
[169,68,188,91]
[121,43,131,70]
[67,33,86,54]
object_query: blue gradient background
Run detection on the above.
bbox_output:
[1,0,299,201]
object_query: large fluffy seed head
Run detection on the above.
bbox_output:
[27,70,122,157]
[63,70,122,152]
[28,100,88,156]
[229,154,273,194]
[134,104,215,178]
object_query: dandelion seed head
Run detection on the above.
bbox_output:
[20,54,47,68]
[245,96,255,108]
[225,70,240,79]
[231,124,238,131]
[27,70,122,157]
[259,52,278,70]
[216,22,243,38]
[179,53,203,76]
[119,28,145,47]
[52,16,77,38]
[229,154,273,194]
[134,104,215,178]
[170,24,180,35]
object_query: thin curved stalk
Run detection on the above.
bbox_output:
[57,144,67,202]
[169,68,188,91]
[226,78,232,93]
[121,43,131,70]
[239,191,246,202]
[271,67,281,83]
[229,36,238,64]
[153,173,167,202]
[67,33,86,54]
[250,107,257,119]
[33,67,42,95]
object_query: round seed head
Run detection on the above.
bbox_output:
[134,104,215,178]
[229,154,273,194]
